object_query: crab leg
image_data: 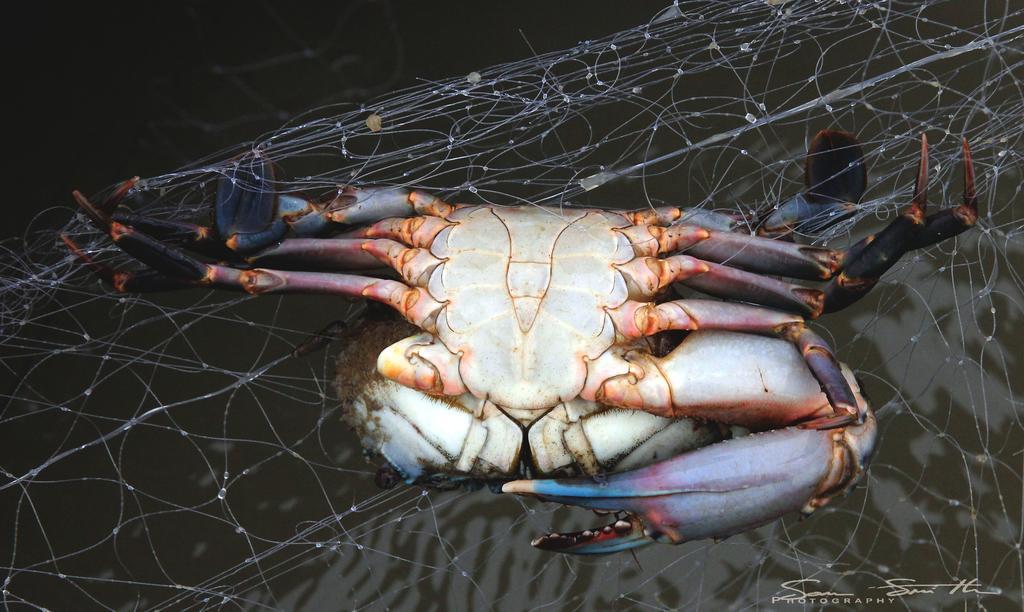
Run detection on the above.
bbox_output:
[822,137,977,312]
[907,140,977,249]
[106,212,225,254]
[675,261,825,317]
[247,238,389,270]
[606,299,859,428]
[327,186,455,224]
[642,136,977,317]
[682,230,842,280]
[821,134,930,312]
[62,235,193,293]
[503,408,876,554]
[69,218,443,327]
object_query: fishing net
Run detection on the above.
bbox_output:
[2,2,1022,608]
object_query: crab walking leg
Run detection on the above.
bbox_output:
[247,238,386,270]
[62,235,194,293]
[623,206,743,232]
[107,212,225,255]
[681,229,843,280]
[502,409,877,554]
[616,255,825,317]
[619,220,841,279]
[248,237,443,288]
[326,186,455,225]
[907,139,977,250]
[821,134,930,312]
[605,299,859,428]
[822,136,977,312]
[676,261,826,317]
[347,215,455,249]
[90,222,444,328]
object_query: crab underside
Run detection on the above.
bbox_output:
[66,129,979,554]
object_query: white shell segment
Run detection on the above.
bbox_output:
[346,380,521,479]
[426,206,635,417]
[658,330,833,426]
[528,399,721,476]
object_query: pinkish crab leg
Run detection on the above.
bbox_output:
[107,212,226,256]
[676,261,825,317]
[247,238,390,270]
[606,299,859,428]
[616,253,825,317]
[614,254,823,321]
[326,186,454,225]
[348,215,455,249]
[503,408,876,554]
[70,219,443,328]
[619,220,842,280]
[681,230,842,280]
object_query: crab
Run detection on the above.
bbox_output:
[65,129,978,554]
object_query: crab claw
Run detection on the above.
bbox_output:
[503,409,877,554]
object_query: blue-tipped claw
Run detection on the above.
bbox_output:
[503,410,877,555]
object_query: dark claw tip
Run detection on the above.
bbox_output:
[72,190,111,228]
[961,138,977,209]
[531,515,647,555]
[911,133,929,215]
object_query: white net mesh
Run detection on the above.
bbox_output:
[3,2,1022,609]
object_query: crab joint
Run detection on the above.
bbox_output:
[361,215,453,248]
[360,239,443,286]
[362,283,444,331]
[377,334,467,395]
[617,224,710,257]
[615,255,709,299]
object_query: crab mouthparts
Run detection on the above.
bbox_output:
[530,513,651,555]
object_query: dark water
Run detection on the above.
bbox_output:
[2,3,1022,610]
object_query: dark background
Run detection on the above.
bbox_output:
[4,2,664,241]
[2,3,1020,610]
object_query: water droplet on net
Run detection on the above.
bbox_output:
[217,488,227,500]
[744,113,757,123]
